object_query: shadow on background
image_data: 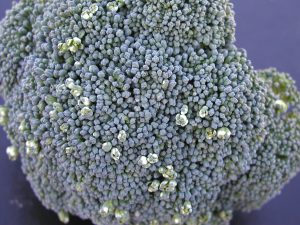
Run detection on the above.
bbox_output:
[1,0,300,225]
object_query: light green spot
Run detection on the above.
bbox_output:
[79,97,91,106]
[37,100,46,111]
[65,147,73,154]
[162,80,169,90]
[80,107,93,117]
[0,106,8,125]
[159,165,177,180]
[217,127,231,140]
[107,2,119,12]
[115,209,130,224]
[70,85,83,97]
[81,10,92,20]
[175,114,188,127]
[173,214,182,224]
[19,119,27,132]
[205,128,216,140]
[199,106,209,118]
[59,37,83,53]
[274,99,288,113]
[159,191,170,200]
[198,212,212,224]
[60,123,69,132]
[111,148,121,161]
[150,220,159,225]
[26,140,39,155]
[57,43,68,53]
[67,37,83,53]
[180,201,192,215]
[58,210,69,224]
[53,102,63,112]
[49,110,58,120]
[99,200,115,217]
[159,180,177,192]
[180,105,188,115]
[138,156,150,168]
[117,130,127,142]
[102,142,112,152]
[218,210,232,221]
[148,180,160,192]
[45,95,57,105]
[90,3,99,13]
[147,153,158,164]
[65,78,75,89]
[6,146,18,161]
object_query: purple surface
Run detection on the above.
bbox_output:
[0,0,300,225]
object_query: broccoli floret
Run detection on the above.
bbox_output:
[0,1,300,225]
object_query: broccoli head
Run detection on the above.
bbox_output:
[0,0,300,225]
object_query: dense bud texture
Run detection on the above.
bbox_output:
[0,1,300,225]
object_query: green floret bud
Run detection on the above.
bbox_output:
[59,37,83,53]
[107,2,118,12]
[162,80,169,90]
[25,140,39,155]
[159,165,177,180]
[180,105,188,115]
[217,127,231,140]
[117,130,127,142]
[89,3,99,14]
[18,119,27,132]
[79,97,91,106]
[150,220,159,225]
[159,192,170,200]
[198,212,212,224]
[115,209,130,224]
[218,210,232,221]
[159,180,177,192]
[6,145,18,161]
[199,106,209,118]
[0,106,8,125]
[80,106,93,117]
[37,100,46,111]
[58,210,70,224]
[172,214,182,224]
[81,10,92,20]
[111,148,121,161]
[70,85,83,97]
[180,201,193,215]
[65,78,75,89]
[102,142,112,152]
[205,128,216,140]
[138,156,150,168]
[66,37,83,53]
[147,153,159,164]
[45,95,57,105]
[65,147,73,154]
[81,3,99,20]
[57,43,68,53]
[99,200,115,217]
[175,114,188,127]
[60,123,69,132]
[53,102,63,112]
[49,110,58,120]
[148,180,160,192]
[274,99,288,113]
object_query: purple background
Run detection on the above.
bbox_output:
[1,0,300,225]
